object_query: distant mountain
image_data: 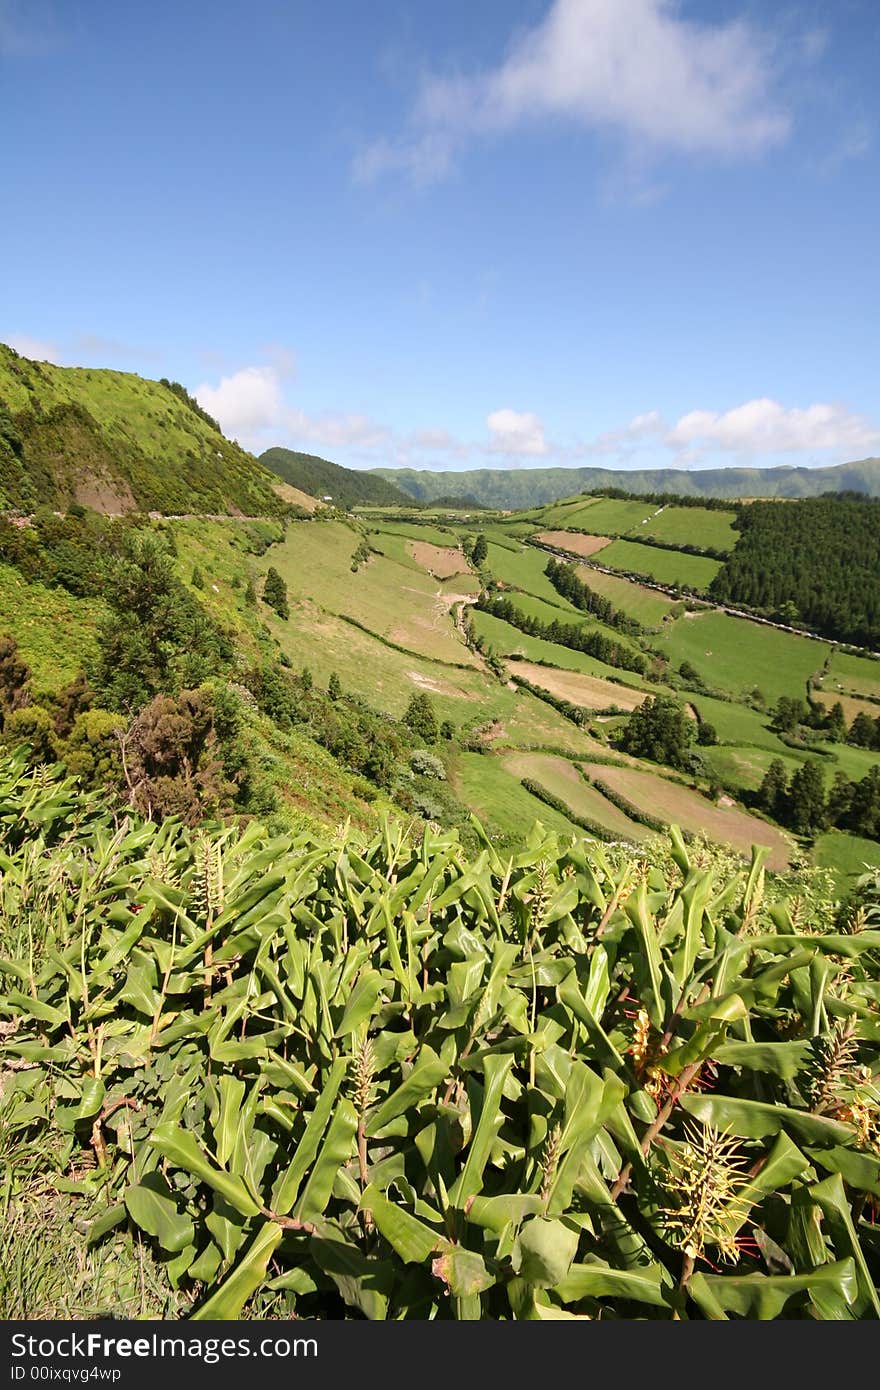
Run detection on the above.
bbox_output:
[0,343,286,516]
[260,447,415,509]
[370,459,880,509]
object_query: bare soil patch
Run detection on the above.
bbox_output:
[407,540,470,579]
[537,531,612,558]
[509,660,645,711]
[582,761,792,869]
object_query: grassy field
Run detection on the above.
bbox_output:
[0,564,104,689]
[812,689,880,723]
[263,520,477,667]
[501,751,649,840]
[598,538,723,591]
[582,761,793,868]
[538,497,658,532]
[365,519,463,547]
[655,609,827,705]
[508,660,646,711]
[469,608,657,688]
[823,649,880,700]
[574,566,679,626]
[689,693,793,753]
[812,829,880,885]
[450,751,579,840]
[638,506,739,553]
[699,744,807,794]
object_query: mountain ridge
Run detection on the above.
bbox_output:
[368,458,880,508]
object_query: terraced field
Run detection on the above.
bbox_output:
[638,506,739,553]
[501,751,649,840]
[450,751,578,841]
[536,531,611,557]
[538,497,658,532]
[655,609,826,705]
[264,520,477,667]
[599,538,723,591]
[582,761,793,869]
[508,660,646,711]
[574,566,679,626]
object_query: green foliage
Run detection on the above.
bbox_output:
[96,530,232,709]
[404,692,439,744]
[618,696,695,771]
[544,556,643,637]
[259,447,413,510]
[0,344,286,517]
[262,566,289,621]
[471,532,488,566]
[2,760,880,1319]
[409,750,446,780]
[710,496,880,647]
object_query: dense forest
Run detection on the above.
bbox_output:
[709,495,880,648]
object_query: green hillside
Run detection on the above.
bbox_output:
[371,458,880,508]
[260,445,414,509]
[0,343,286,516]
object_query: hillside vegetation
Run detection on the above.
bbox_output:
[709,496,880,648]
[2,758,880,1320]
[260,446,414,509]
[0,344,285,516]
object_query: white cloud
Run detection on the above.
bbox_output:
[487,408,548,456]
[667,398,880,455]
[195,366,286,443]
[5,333,61,363]
[357,0,790,184]
[195,363,389,454]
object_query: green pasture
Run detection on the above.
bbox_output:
[637,505,739,553]
[655,609,827,705]
[824,649,880,700]
[574,565,678,626]
[812,829,880,885]
[599,538,723,591]
[538,497,657,533]
[450,751,578,841]
[262,520,475,667]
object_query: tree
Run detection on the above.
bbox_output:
[471,533,488,566]
[191,566,205,590]
[262,567,289,620]
[244,578,257,607]
[328,672,342,701]
[96,531,230,711]
[404,692,439,744]
[618,696,694,771]
[771,696,809,735]
[848,712,876,749]
[696,721,718,746]
[757,759,788,820]
[787,761,826,835]
[439,719,455,741]
[825,701,847,743]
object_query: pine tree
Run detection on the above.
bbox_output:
[404,692,439,743]
[262,567,289,620]
[849,712,876,748]
[328,672,342,700]
[825,701,847,743]
[788,761,827,835]
[471,533,488,566]
[758,759,789,820]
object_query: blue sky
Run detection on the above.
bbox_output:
[1,0,878,474]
